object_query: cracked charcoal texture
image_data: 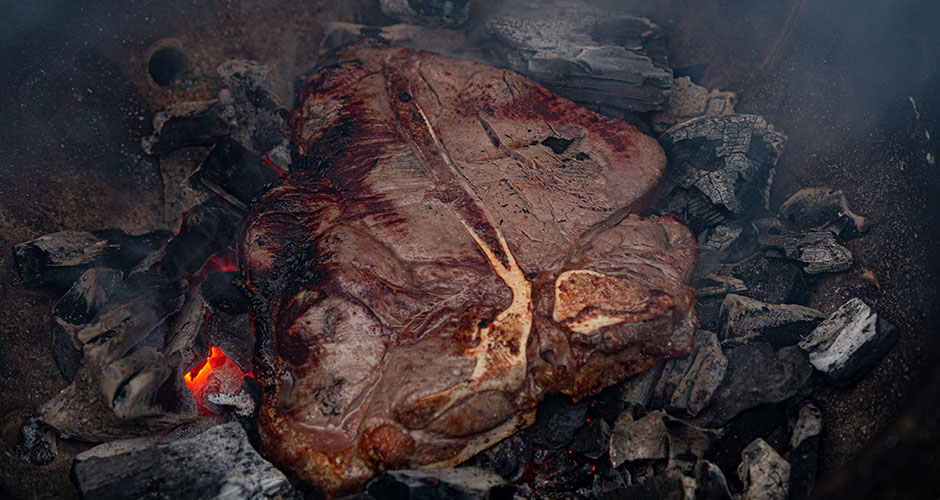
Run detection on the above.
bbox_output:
[73,423,295,500]
[660,114,786,214]
[481,0,672,114]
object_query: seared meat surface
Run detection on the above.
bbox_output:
[238,40,698,495]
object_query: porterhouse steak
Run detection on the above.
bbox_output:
[238,40,698,495]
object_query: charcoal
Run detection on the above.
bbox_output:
[527,394,588,449]
[587,384,627,426]
[604,468,688,500]
[758,229,853,274]
[13,228,170,290]
[798,298,897,382]
[570,418,611,459]
[609,410,668,467]
[720,253,806,304]
[217,60,288,154]
[379,0,470,26]
[662,414,719,475]
[737,439,790,500]
[368,467,512,500]
[651,77,736,133]
[788,403,822,498]
[649,187,727,236]
[704,404,790,491]
[653,330,728,417]
[589,465,631,499]
[207,376,260,420]
[75,270,191,420]
[17,416,57,466]
[695,343,813,426]
[621,361,665,410]
[481,0,672,114]
[191,137,282,211]
[693,275,747,331]
[463,435,530,482]
[697,222,746,261]
[202,271,253,373]
[40,366,194,442]
[779,187,867,237]
[141,99,233,155]
[161,200,240,277]
[52,267,123,381]
[659,114,786,214]
[164,289,210,381]
[718,294,825,347]
[142,60,287,157]
[696,461,732,500]
[73,423,295,500]
[528,447,594,493]
[158,146,211,225]
[321,22,483,61]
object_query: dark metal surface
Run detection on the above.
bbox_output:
[0,0,937,498]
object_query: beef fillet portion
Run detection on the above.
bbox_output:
[239,40,698,495]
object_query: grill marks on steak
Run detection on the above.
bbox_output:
[239,40,697,495]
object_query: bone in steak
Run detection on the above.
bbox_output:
[238,40,698,495]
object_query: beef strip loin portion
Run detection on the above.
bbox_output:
[238,40,698,495]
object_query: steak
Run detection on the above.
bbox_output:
[238,40,698,495]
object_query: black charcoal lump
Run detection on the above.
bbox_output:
[73,423,295,500]
[651,76,736,133]
[379,0,470,27]
[481,0,672,114]
[659,114,786,214]
[737,439,790,500]
[718,294,825,347]
[789,403,823,498]
[368,467,512,500]
[13,229,170,290]
[695,343,813,426]
[798,298,897,382]
[653,330,728,417]
[758,230,853,274]
[609,410,669,467]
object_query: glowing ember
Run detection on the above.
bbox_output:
[264,155,287,175]
[185,345,253,413]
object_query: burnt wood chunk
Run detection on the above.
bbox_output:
[718,294,825,347]
[72,423,295,500]
[201,271,253,373]
[695,343,812,426]
[798,298,897,382]
[481,0,672,114]
[660,114,787,214]
[696,460,733,500]
[141,99,232,155]
[13,228,170,290]
[651,76,736,133]
[738,439,790,500]
[653,330,728,417]
[52,268,123,381]
[609,410,669,467]
[379,0,470,26]
[758,230,854,274]
[789,403,822,498]
[161,200,240,277]
[191,137,282,211]
[463,435,530,482]
[368,468,511,500]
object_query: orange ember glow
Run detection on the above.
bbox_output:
[184,346,253,412]
[207,251,238,273]
[264,155,287,175]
